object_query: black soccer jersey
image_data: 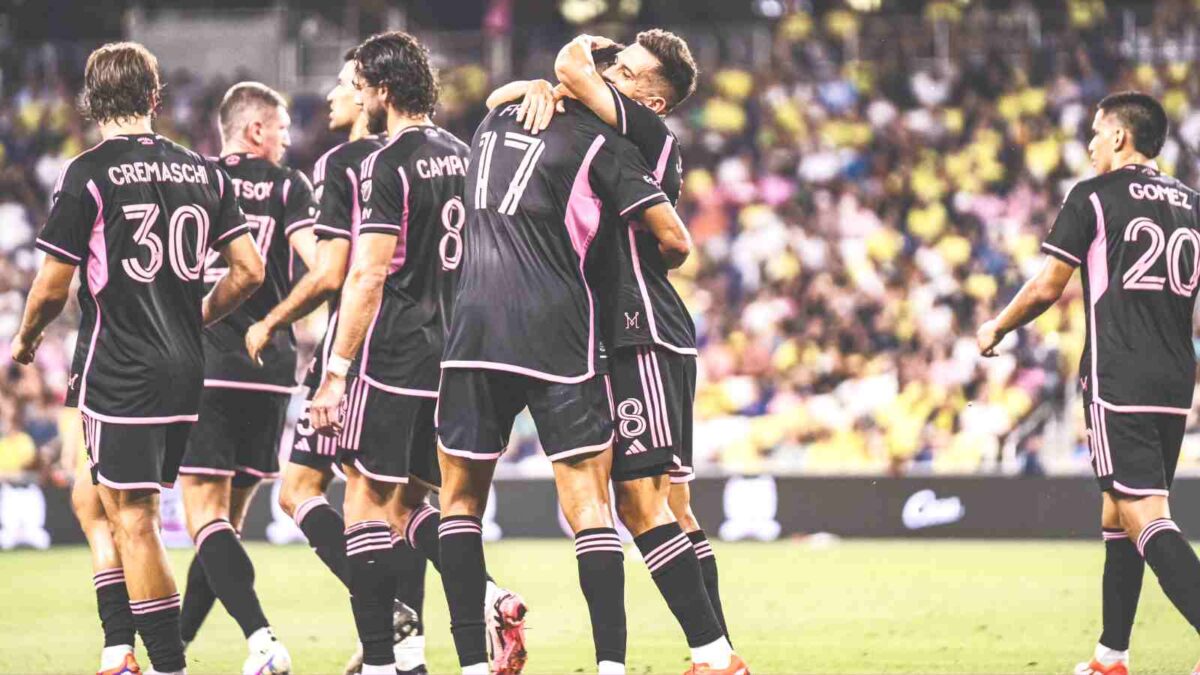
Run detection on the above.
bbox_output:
[1041,163,1200,413]
[305,134,385,384]
[355,125,470,394]
[202,153,316,391]
[595,83,696,354]
[442,101,670,382]
[34,133,249,422]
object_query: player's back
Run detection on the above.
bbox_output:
[445,101,668,382]
[1047,164,1200,411]
[36,133,247,420]
[203,153,314,390]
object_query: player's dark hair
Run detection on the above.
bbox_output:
[1098,91,1169,159]
[593,43,625,72]
[343,47,358,62]
[78,42,162,123]
[635,29,697,112]
[354,31,439,118]
[218,81,287,142]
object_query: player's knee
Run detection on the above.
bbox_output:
[279,475,319,517]
[672,504,701,533]
[70,482,104,524]
[110,501,161,540]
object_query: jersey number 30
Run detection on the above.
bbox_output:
[1122,216,1200,296]
[120,203,210,283]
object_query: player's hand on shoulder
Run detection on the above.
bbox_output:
[10,334,42,365]
[518,79,559,134]
[976,319,1003,357]
[245,320,274,366]
[310,373,347,436]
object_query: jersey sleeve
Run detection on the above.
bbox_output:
[283,170,317,236]
[589,133,670,219]
[36,163,98,265]
[313,154,353,241]
[359,153,407,237]
[607,82,669,159]
[209,165,252,249]
[1041,187,1093,266]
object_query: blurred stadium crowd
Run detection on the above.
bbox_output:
[4,0,1200,483]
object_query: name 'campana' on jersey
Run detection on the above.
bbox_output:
[107,160,210,185]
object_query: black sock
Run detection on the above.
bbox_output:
[346,520,398,667]
[438,515,488,667]
[93,568,135,648]
[1100,528,1143,651]
[194,519,269,638]
[179,556,217,644]
[295,496,351,588]
[1139,518,1200,632]
[405,504,442,572]
[393,534,427,633]
[687,529,730,643]
[636,523,723,648]
[131,594,186,672]
[575,528,626,664]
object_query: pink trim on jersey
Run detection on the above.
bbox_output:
[547,433,614,462]
[177,466,236,477]
[607,82,628,135]
[361,374,438,398]
[1086,193,1109,401]
[313,224,350,239]
[313,141,350,184]
[348,167,362,249]
[618,193,667,217]
[1112,481,1170,497]
[213,222,253,247]
[353,459,409,484]
[653,134,674,180]
[80,406,199,425]
[1094,397,1191,416]
[79,180,108,411]
[440,359,594,384]
[562,134,607,381]
[35,238,82,263]
[627,222,699,356]
[203,379,298,394]
[437,439,504,461]
[216,168,225,198]
[285,218,315,236]
[1041,242,1081,265]
[391,166,411,275]
[282,178,291,206]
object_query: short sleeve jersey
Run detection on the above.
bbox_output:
[303,134,385,386]
[354,125,470,393]
[442,101,670,382]
[202,153,316,391]
[593,83,696,353]
[1041,164,1200,413]
[34,133,249,421]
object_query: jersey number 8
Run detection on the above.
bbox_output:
[120,203,210,283]
[1122,216,1200,296]
[439,196,466,271]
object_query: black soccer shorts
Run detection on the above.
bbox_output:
[288,384,341,472]
[179,387,288,482]
[82,413,192,490]
[437,368,614,462]
[609,346,696,483]
[1085,402,1185,496]
[338,377,440,487]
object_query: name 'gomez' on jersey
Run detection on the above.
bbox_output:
[442,101,669,382]
[34,133,249,422]
[203,153,316,392]
[303,133,385,387]
[356,125,470,394]
[595,82,695,354]
[1041,164,1200,413]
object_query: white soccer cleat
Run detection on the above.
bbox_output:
[485,586,528,674]
[242,628,292,675]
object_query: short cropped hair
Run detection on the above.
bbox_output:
[218,82,286,142]
[78,42,162,123]
[1098,91,1169,158]
[354,31,438,118]
[636,29,697,112]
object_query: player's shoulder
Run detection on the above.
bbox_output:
[52,138,117,193]
[315,135,385,181]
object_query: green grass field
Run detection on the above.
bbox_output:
[0,539,1197,674]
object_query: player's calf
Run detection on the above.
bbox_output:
[669,483,731,642]
[280,463,349,586]
[1117,495,1200,631]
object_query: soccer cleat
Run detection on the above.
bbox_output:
[1074,659,1128,675]
[98,652,141,675]
[242,632,292,675]
[343,601,422,675]
[486,588,528,674]
[1192,657,1200,675]
[684,654,750,675]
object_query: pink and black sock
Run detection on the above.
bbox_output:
[179,555,217,643]
[687,529,730,643]
[131,594,186,672]
[93,568,135,648]
[346,520,398,669]
[1138,518,1200,632]
[295,496,351,587]
[193,519,269,638]
[405,504,443,572]
[1100,528,1143,651]
[575,527,627,664]
[636,523,723,648]
[392,533,427,633]
[438,515,488,667]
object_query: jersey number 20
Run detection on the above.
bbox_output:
[1122,217,1200,296]
[120,203,210,283]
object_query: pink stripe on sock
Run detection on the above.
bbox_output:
[575,543,625,556]
[345,519,388,534]
[646,538,693,573]
[643,533,689,567]
[1136,519,1181,557]
[194,520,236,549]
[294,496,330,527]
[405,504,438,542]
[130,594,181,614]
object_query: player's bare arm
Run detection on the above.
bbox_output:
[638,201,692,269]
[977,256,1076,357]
[10,257,76,364]
[246,237,350,363]
[555,35,620,128]
[309,232,394,435]
[202,232,265,327]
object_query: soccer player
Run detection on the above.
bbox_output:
[174,81,314,673]
[429,71,691,674]
[11,42,264,675]
[977,92,1200,675]
[306,31,465,675]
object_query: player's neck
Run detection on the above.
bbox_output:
[386,111,432,138]
[220,140,261,159]
[1111,152,1156,173]
[98,116,153,140]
